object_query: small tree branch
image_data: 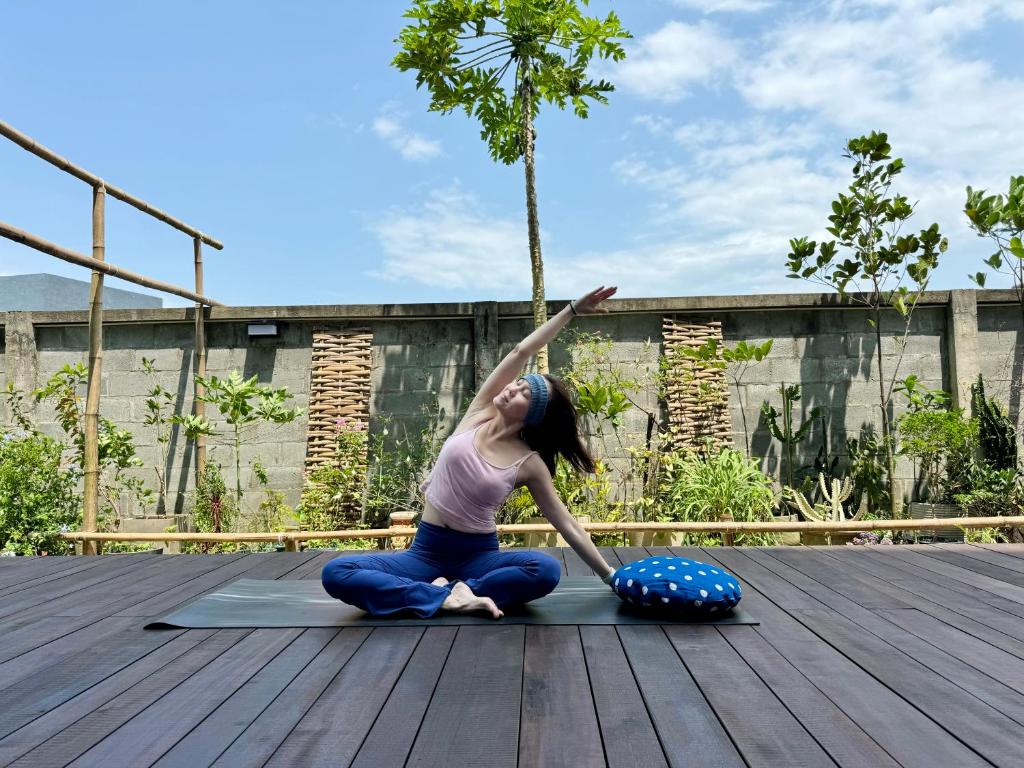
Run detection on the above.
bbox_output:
[456,38,512,56]
[455,46,514,71]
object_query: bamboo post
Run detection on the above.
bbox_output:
[720,511,735,546]
[193,237,207,482]
[82,185,106,556]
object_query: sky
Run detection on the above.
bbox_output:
[2,0,1023,308]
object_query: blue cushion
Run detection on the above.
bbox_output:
[611,556,742,616]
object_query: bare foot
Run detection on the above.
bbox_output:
[431,576,449,587]
[441,581,504,619]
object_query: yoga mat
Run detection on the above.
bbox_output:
[144,576,758,628]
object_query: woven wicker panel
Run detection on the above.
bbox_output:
[305,327,372,472]
[662,316,732,452]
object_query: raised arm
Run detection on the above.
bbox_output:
[464,286,618,417]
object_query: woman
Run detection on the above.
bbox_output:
[321,286,619,619]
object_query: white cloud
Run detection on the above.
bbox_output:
[614,21,738,102]
[736,0,1024,177]
[608,2,1024,294]
[667,0,774,12]
[366,184,530,291]
[371,112,441,161]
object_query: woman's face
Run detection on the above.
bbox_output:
[494,377,549,422]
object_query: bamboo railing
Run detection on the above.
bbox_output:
[59,516,1024,552]
[1,119,223,554]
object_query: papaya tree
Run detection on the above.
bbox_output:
[393,0,630,373]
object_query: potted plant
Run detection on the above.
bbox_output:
[897,408,977,542]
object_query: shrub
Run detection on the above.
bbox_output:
[0,432,80,555]
[657,444,780,547]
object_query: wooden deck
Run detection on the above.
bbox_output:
[2,543,1024,767]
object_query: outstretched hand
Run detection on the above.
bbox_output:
[574,286,617,315]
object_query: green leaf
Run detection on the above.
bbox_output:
[1010,237,1024,260]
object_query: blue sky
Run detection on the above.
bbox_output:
[2,0,1023,307]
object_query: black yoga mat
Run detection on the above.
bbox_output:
[145,576,758,628]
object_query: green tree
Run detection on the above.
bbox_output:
[965,175,1024,347]
[31,364,151,522]
[786,131,947,517]
[174,372,302,513]
[393,0,630,373]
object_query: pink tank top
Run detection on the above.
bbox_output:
[419,421,538,533]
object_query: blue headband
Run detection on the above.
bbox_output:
[521,374,549,426]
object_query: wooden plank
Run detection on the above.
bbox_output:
[405,626,524,768]
[949,544,1024,574]
[264,628,425,766]
[613,545,654,567]
[914,544,1024,586]
[561,546,595,576]
[0,615,150,690]
[597,546,623,568]
[53,554,254,618]
[0,555,249,659]
[0,553,164,619]
[790,607,1023,766]
[0,553,318,764]
[779,546,1024,660]
[6,629,255,767]
[63,629,304,767]
[875,607,1024,696]
[114,553,310,617]
[0,556,105,592]
[683,547,991,768]
[830,548,1024,649]
[664,624,836,767]
[579,626,667,768]
[0,554,158,597]
[209,629,371,767]
[617,625,744,768]
[752,547,1024,726]
[1,552,312,696]
[0,629,218,766]
[863,547,1024,605]
[287,549,368,581]
[0,554,232,623]
[0,618,185,738]
[150,628,340,768]
[518,626,604,767]
[349,628,458,768]
[717,624,901,768]
[971,542,1024,559]
[827,548,1024,622]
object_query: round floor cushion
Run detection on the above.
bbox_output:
[611,555,742,616]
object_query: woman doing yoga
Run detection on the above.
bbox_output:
[321,286,619,619]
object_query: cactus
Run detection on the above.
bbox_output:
[761,383,822,489]
[785,472,865,523]
[971,374,1018,471]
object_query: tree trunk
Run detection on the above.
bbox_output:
[874,304,900,518]
[519,60,548,374]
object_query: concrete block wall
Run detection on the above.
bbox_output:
[3,290,1022,520]
[721,306,948,489]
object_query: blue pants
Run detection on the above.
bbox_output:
[321,520,562,618]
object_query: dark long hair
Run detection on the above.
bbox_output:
[519,374,596,478]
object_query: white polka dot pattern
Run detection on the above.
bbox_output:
[608,555,742,617]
